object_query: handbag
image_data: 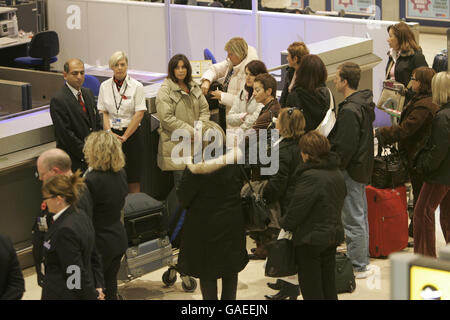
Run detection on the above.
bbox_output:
[372,144,409,189]
[265,238,297,278]
[239,166,271,231]
[316,88,336,137]
[335,252,356,293]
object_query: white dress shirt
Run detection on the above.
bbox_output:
[97,75,147,129]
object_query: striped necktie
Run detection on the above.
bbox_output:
[222,68,234,93]
[77,91,87,113]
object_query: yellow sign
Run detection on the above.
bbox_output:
[410,265,450,300]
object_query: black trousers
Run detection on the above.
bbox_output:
[102,254,123,300]
[199,273,238,300]
[295,244,338,300]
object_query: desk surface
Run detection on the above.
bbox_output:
[0,36,31,49]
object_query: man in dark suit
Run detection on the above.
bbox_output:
[50,58,102,172]
[0,234,25,300]
[33,148,104,299]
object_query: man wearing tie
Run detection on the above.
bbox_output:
[50,58,102,172]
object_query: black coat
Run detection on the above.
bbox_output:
[386,49,428,88]
[285,85,332,132]
[0,234,25,300]
[279,67,295,108]
[329,90,376,184]
[50,85,102,172]
[263,137,302,215]
[281,153,346,247]
[84,169,128,260]
[415,102,450,185]
[32,185,96,287]
[386,49,428,103]
[176,163,248,279]
[42,206,102,300]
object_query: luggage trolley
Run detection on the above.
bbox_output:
[118,193,197,293]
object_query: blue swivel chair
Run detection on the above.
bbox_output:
[203,48,217,64]
[83,74,101,97]
[14,31,59,71]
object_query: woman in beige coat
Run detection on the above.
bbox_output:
[156,54,210,188]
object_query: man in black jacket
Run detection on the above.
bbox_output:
[50,58,102,172]
[33,148,104,299]
[329,62,375,279]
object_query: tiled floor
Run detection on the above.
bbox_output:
[20,32,448,300]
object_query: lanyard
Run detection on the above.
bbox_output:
[111,80,128,114]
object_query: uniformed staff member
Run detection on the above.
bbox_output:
[97,51,147,193]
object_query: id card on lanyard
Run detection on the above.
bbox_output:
[112,80,128,130]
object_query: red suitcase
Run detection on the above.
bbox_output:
[366,185,409,257]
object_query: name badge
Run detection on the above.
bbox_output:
[112,117,122,129]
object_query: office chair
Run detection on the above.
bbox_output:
[83,74,101,97]
[203,48,217,64]
[14,31,59,71]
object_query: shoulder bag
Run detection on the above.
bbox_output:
[372,144,409,189]
[316,88,336,137]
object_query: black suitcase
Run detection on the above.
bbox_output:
[123,193,168,246]
[432,49,448,73]
[335,252,356,294]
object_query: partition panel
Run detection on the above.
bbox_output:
[128,3,167,73]
[47,0,90,71]
[87,2,129,66]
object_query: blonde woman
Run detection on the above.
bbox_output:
[97,51,147,193]
[414,72,450,257]
[201,37,259,108]
[83,131,128,300]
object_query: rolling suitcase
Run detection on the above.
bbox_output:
[123,192,168,246]
[118,236,173,280]
[366,185,409,257]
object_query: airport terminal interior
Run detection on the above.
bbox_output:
[1,0,449,300]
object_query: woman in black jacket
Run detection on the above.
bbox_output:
[386,22,428,103]
[83,131,128,300]
[262,107,305,300]
[281,131,346,300]
[176,125,248,300]
[279,42,310,108]
[41,173,103,300]
[285,54,333,132]
[414,72,450,258]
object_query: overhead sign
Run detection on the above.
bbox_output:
[332,0,376,16]
[406,0,450,22]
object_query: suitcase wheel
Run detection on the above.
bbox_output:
[162,269,177,287]
[181,276,197,293]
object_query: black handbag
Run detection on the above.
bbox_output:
[372,144,409,189]
[335,252,356,294]
[265,239,297,278]
[239,166,271,232]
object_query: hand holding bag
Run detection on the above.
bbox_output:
[372,144,409,189]
[265,229,297,278]
[239,166,271,231]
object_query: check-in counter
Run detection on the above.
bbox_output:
[0,79,32,116]
[0,107,56,268]
[281,36,382,108]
